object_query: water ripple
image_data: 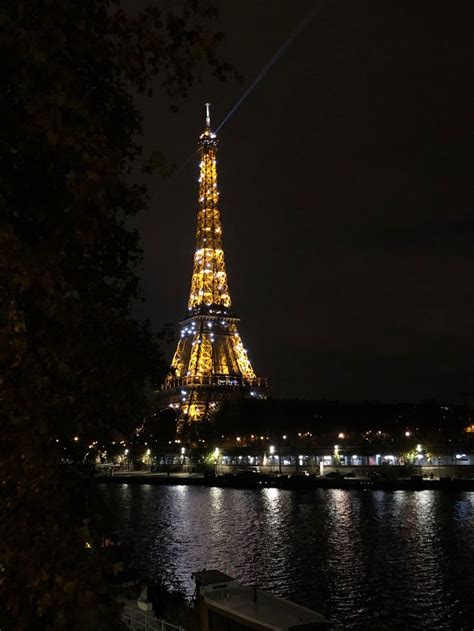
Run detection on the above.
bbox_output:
[101,485,474,629]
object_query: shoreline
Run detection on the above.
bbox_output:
[96,471,474,491]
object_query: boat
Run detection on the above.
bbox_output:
[192,570,330,630]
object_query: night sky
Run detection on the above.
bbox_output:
[134,1,474,403]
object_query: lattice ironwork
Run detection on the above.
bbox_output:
[158,104,266,433]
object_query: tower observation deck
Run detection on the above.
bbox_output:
[158,104,267,434]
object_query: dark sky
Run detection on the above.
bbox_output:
[134,0,474,403]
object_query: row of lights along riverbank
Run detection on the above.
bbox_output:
[62,431,474,471]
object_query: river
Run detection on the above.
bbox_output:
[100,484,474,629]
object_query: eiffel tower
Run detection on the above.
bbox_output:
[158,104,267,434]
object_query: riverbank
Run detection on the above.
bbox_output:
[96,470,474,491]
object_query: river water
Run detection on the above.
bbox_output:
[100,484,474,629]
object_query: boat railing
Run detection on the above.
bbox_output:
[120,605,185,631]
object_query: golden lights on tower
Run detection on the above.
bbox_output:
[160,104,266,430]
[188,116,230,310]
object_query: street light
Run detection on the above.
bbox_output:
[334,444,340,466]
[146,448,152,471]
[277,435,287,474]
[124,448,130,471]
[269,445,275,473]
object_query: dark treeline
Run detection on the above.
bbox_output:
[211,398,472,447]
[1,1,231,629]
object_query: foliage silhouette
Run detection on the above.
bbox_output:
[1,1,232,628]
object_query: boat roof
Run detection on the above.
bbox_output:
[199,579,328,630]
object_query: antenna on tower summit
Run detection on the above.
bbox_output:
[205,102,211,128]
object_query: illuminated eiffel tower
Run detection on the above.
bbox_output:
[159,104,267,434]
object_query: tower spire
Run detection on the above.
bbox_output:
[205,102,211,128]
[189,108,226,311]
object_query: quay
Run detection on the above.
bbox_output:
[96,468,474,491]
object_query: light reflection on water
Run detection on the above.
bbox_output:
[101,485,474,629]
